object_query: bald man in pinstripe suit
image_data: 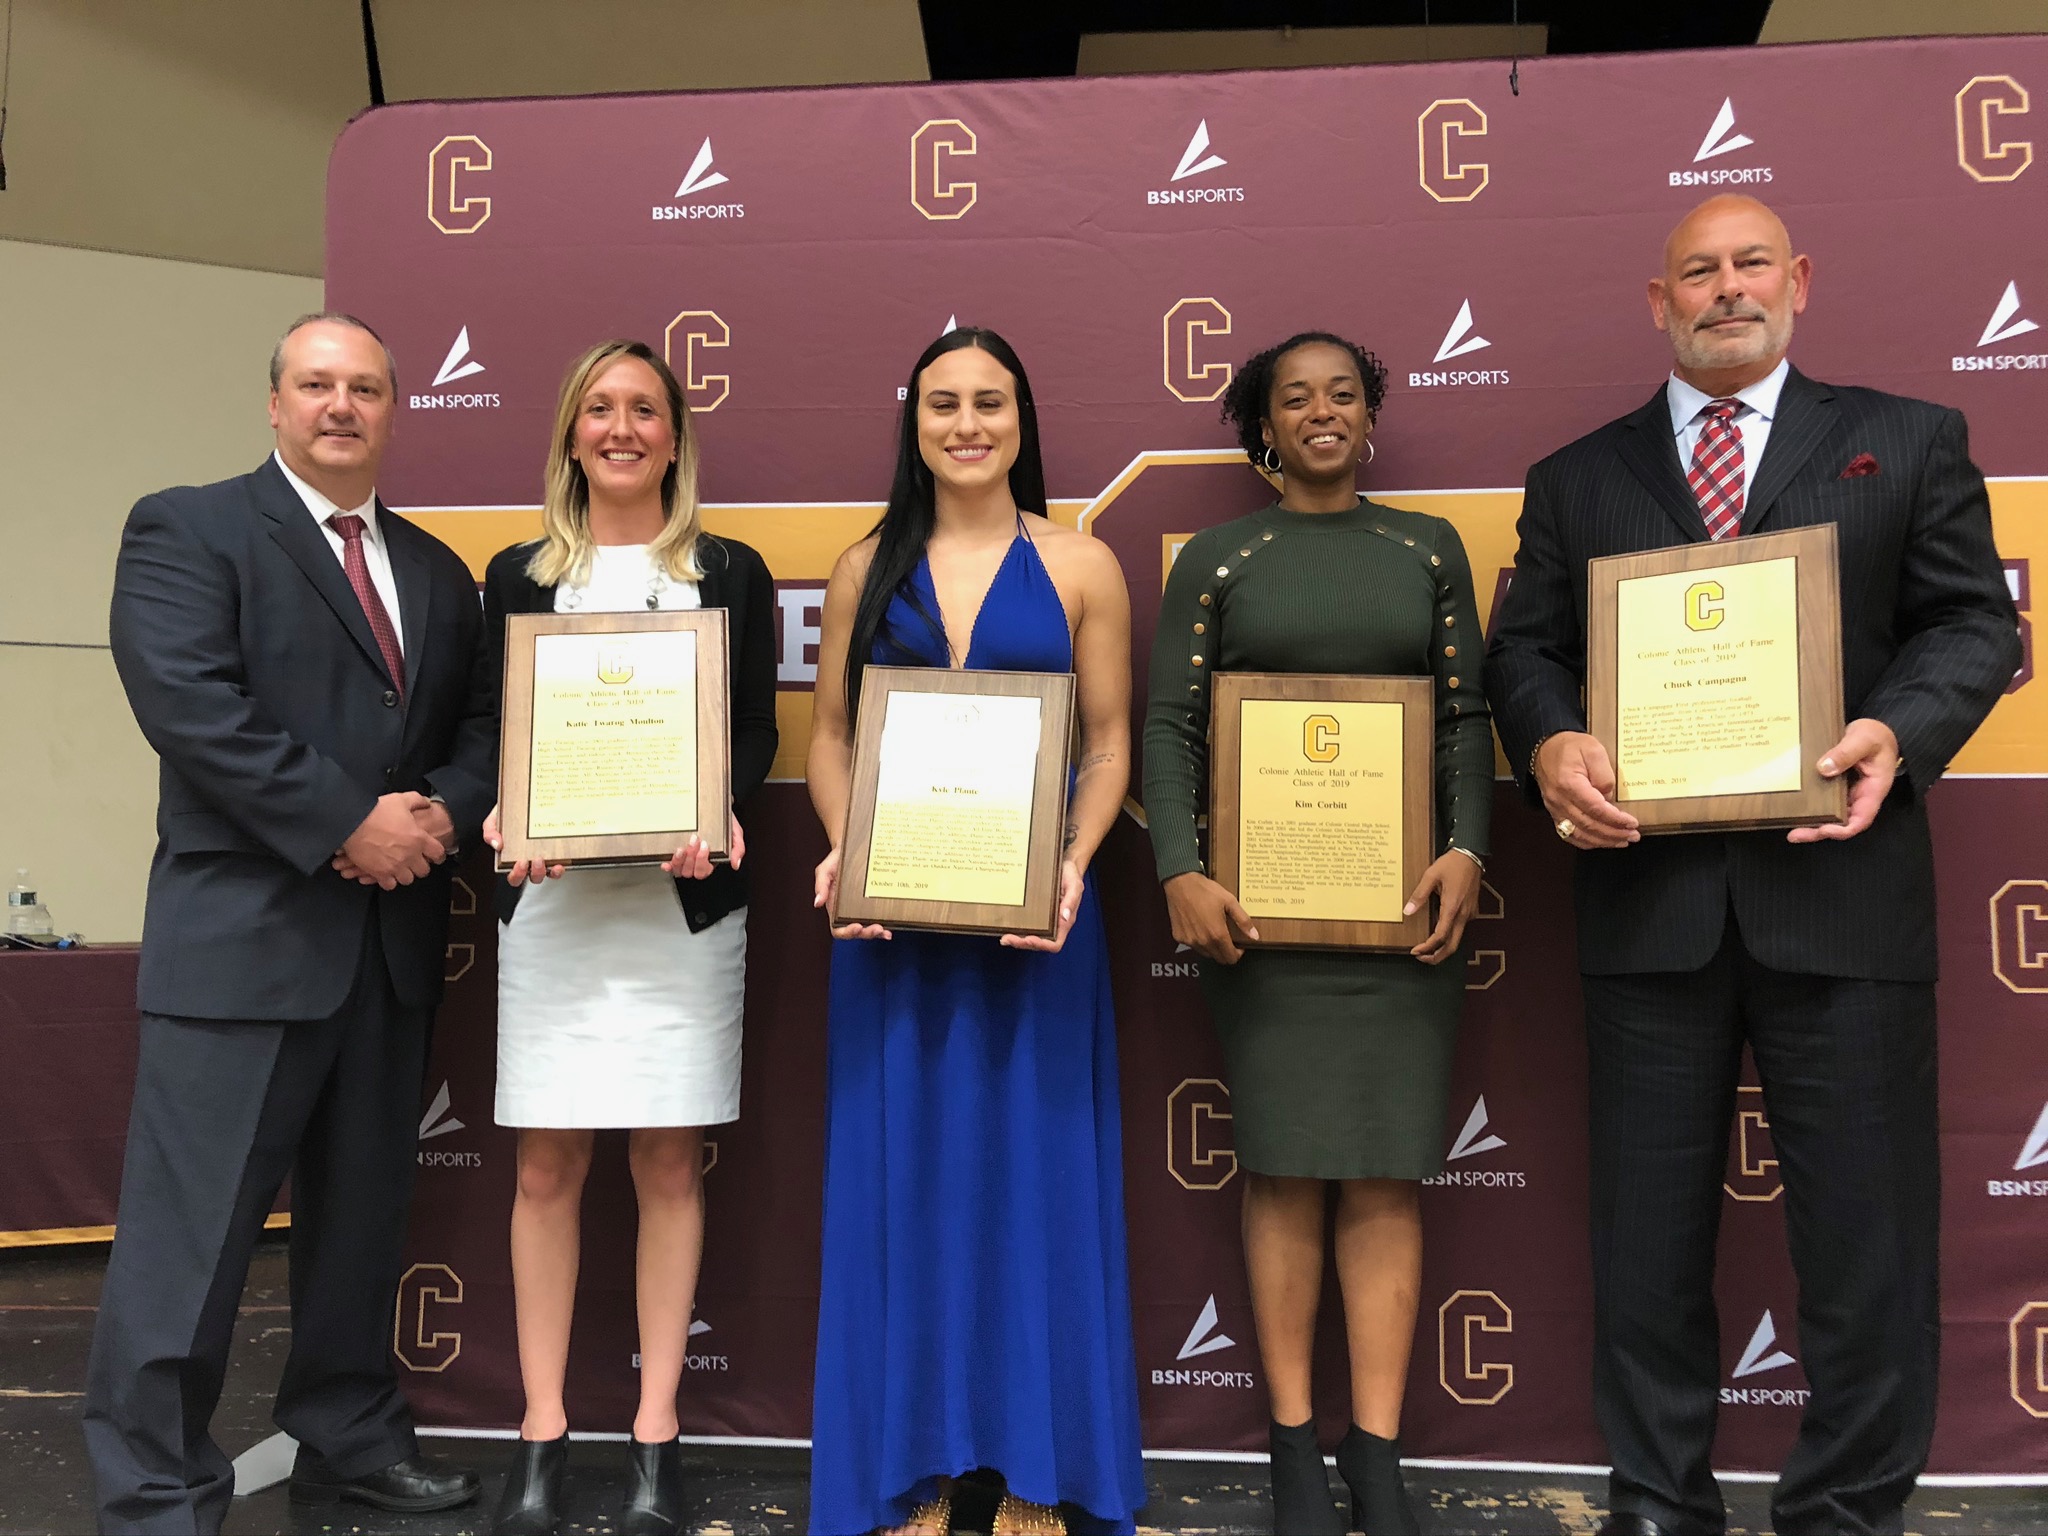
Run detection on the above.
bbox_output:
[1486,196,2019,1536]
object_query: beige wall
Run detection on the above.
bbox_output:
[1078,24,1547,74]
[1760,0,2048,41]
[0,238,321,942]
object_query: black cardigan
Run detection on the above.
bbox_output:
[482,534,779,931]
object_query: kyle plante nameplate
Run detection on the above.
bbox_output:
[834,666,1075,939]
[1586,524,1846,834]
[1209,673,1433,951]
[496,609,732,869]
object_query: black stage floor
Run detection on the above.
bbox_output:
[3,1240,2041,1536]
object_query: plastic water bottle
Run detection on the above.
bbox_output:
[7,870,54,938]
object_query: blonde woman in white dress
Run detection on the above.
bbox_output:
[477,340,778,1536]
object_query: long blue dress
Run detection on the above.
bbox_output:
[809,529,1146,1536]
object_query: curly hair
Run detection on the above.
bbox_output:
[1218,331,1389,468]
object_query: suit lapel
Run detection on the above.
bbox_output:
[382,506,435,701]
[1616,387,1709,545]
[1741,367,1839,533]
[254,458,392,681]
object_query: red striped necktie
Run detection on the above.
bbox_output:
[1687,398,1745,540]
[327,513,406,699]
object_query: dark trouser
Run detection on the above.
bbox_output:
[1582,915,1940,1536]
[81,935,428,1536]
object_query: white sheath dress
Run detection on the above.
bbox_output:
[494,544,747,1129]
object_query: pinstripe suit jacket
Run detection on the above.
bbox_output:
[1485,367,2020,981]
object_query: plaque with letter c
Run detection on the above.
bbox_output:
[1208,673,1434,951]
[1585,524,1846,833]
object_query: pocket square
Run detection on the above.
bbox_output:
[1839,453,1880,479]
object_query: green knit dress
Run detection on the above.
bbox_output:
[1141,499,1494,1180]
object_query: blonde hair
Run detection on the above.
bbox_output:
[527,340,703,587]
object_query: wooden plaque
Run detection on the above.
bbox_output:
[1586,524,1846,834]
[497,609,731,869]
[834,666,1076,938]
[1209,673,1434,952]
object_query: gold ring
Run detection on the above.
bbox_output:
[1555,818,1576,841]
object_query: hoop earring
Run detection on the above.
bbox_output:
[1362,438,1376,466]
[1260,445,1282,474]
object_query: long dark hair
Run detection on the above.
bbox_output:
[843,326,1048,720]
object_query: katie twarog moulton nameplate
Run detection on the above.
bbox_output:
[1586,524,1845,833]
[834,666,1075,938]
[496,609,732,869]
[1208,673,1433,951]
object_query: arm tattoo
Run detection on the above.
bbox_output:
[1077,750,1118,772]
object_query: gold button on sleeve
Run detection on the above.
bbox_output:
[1448,677,1461,689]
[1444,645,1456,657]
[1193,622,1206,635]
[1444,615,1455,628]
[1199,594,1212,607]
[1215,565,1230,578]
[1192,655,1204,666]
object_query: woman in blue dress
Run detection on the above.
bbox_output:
[804,328,1145,1536]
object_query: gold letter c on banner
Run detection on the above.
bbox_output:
[912,119,979,220]
[664,310,732,413]
[1163,298,1233,403]
[1438,1289,1514,1405]
[1418,100,1489,203]
[428,136,493,235]
[393,1263,464,1373]
[1957,75,2033,183]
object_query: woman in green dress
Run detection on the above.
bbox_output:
[1140,332,1493,1536]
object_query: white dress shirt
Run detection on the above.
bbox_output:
[273,450,405,655]
[1666,357,1789,508]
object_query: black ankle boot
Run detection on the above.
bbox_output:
[1267,1419,1344,1535]
[1334,1424,1421,1535]
[489,1434,567,1536]
[619,1438,686,1536]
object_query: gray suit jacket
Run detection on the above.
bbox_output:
[109,457,497,1019]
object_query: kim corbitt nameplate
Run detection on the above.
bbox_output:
[1586,524,1846,834]
[497,609,732,869]
[833,666,1075,939]
[1209,673,1433,952]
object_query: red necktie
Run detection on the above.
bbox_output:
[1687,398,1745,541]
[327,513,406,698]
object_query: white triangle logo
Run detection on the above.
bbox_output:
[418,1081,465,1141]
[943,315,959,334]
[675,137,730,198]
[1732,1310,1797,1378]
[1432,300,1491,364]
[688,1316,712,1338]
[1693,99,1755,163]
[1447,1095,1507,1161]
[1176,1295,1236,1360]
[1172,120,1228,182]
[2016,1101,2048,1171]
[1977,281,2041,349]
[430,327,485,388]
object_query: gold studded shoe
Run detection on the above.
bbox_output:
[886,1495,952,1536]
[991,1492,1066,1536]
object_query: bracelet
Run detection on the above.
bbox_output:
[1447,845,1486,873]
[1527,733,1555,782]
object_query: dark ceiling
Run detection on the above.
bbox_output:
[920,1,1775,80]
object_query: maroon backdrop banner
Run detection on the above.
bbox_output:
[325,36,2048,1475]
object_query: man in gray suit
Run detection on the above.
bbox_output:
[1487,197,2019,1536]
[84,314,495,1533]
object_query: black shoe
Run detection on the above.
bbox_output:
[489,1434,568,1536]
[619,1437,686,1536]
[1596,1518,1675,1536]
[1267,1419,1344,1536]
[288,1450,481,1513]
[1334,1424,1421,1534]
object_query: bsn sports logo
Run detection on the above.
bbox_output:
[409,327,500,411]
[1152,941,1201,980]
[1148,120,1246,206]
[1424,1095,1526,1187]
[1152,1295,1254,1388]
[1720,1310,1809,1406]
[653,136,745,221]
[1954,281,2047,373]
[1409,301,1509,389]
[1669,99,1773,188]
[417,1082,481,1168]
[1989,1100,2048,1196]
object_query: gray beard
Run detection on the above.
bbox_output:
[1672,310,1793,375]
